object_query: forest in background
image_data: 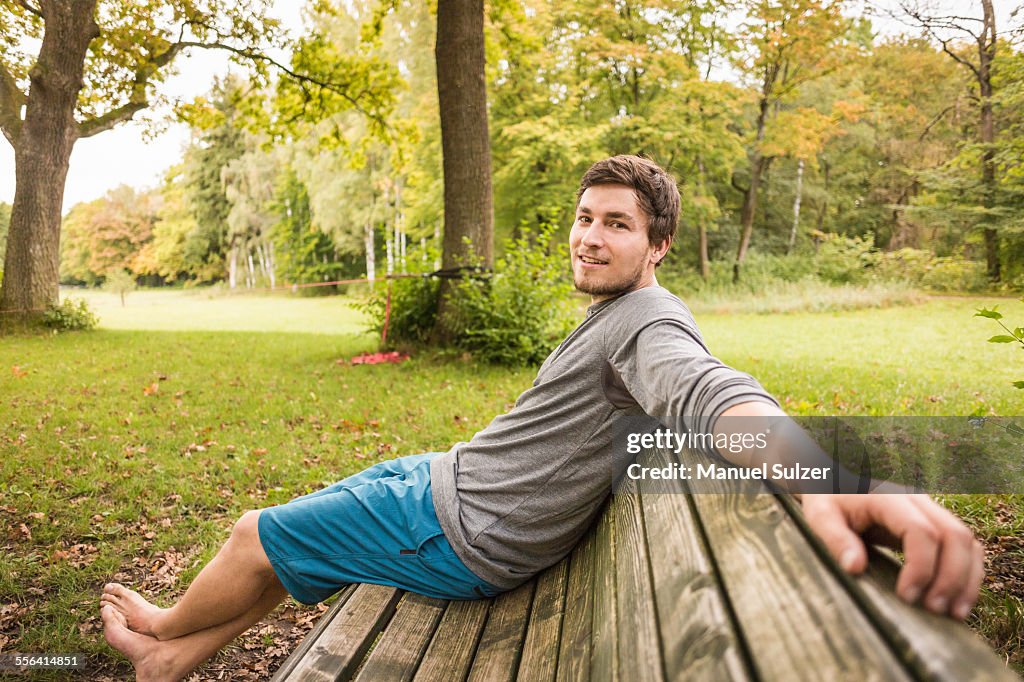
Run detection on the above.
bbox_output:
[2,0,1023,295]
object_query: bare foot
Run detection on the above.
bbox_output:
[101,583,167,638]
[101,605,184,682]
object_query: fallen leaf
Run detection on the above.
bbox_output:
[350,352,410,365]
[11,365,27,378]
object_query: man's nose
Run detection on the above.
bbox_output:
[580,223,604,247]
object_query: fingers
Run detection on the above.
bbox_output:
[801,494,868,574]
[803,494,984,620]
[908,496,984,620]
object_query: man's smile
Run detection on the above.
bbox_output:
[577,253,608,266]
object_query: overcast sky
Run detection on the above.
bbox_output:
[0,1,1020,213]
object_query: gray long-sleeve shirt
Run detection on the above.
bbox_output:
[430,286,779,589]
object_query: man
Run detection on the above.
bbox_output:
[101,156,984,681]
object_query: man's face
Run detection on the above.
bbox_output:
[570,184,669,302]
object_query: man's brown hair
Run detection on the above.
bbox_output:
[576,155,681,252]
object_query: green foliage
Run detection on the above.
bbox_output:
[270,169,348,288]
[356,243,441,345]
[42,298,98,332]
[358,228,578,365]
[446,228,577,365]
[975,301,1024,389]
[181,77,250,283]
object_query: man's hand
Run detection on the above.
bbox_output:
[801,494,985,620]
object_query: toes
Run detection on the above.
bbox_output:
[101,604,127,628]
[104,583,129,597]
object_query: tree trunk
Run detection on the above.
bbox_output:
[733,95,772,284]
[979,0,999,280]
[788,158,804,254]
[434,0,493,341]
[0,1,100,329]
[696,157,710,281]
[364,221,375,285]
[228,246,236,288]
[816,157,829,232]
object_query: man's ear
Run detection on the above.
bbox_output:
[652,236,672,265]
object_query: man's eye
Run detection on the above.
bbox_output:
[612,222,627,229]
[577,216,591,224]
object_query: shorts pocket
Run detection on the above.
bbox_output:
[415,531,458,561]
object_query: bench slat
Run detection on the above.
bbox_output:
[466,580,536,682]
[352,593,447,682]
[271,586,357,682]
[555,523,597,682]
[589,504,618,682]
[776,496,1019,682]
[284,583,402,682]
[640,457,752,681]
[413,598,491,682]
[687,476,913,680]
[614,485,664,682]
[856,558,1021,682]
[517,557,569,681]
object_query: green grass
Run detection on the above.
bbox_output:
[1,289,1022,677]
[698,297,1023,416]
[62,286,370,335]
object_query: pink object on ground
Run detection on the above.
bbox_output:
[348,352,410,365]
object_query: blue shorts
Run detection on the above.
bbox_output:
[257,452,501,604]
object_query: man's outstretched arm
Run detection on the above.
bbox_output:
[717,401,985,621]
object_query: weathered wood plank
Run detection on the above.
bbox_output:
[271,585,357,682]
[778,495,1021,682]
[282,583,402,682]
[352,593,447,682]
[414,598,491,682]
[613,482,663,682]
[639,449,751,682]
[467,580,536,682]
[517,558,569,682]
[590,502,617,682]
[555,523,597,682]
[681,448,913,681]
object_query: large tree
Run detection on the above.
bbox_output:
[730,0,849,282]
[0,0,392,328]
[897,0,1004,279]
[433,0,493,338]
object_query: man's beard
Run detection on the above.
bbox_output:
[572,258,647,298]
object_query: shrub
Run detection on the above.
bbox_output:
[919,257,989,292]
[447,227,577,365]
[43,297,98,331]
[814,235,879,284]
[359,229,578,365]
[356,244,441,345]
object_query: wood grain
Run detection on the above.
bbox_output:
[414,598,492,682]
[555,524,597,682]
[466,580,535,682]
[639,449,751,682]
[518,557,569,681]
[353,592,447,682]
[283,583,402,682]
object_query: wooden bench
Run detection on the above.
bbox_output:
[270,447,1019,682]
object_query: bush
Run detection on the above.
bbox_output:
[447,227,577,365]
[815,235,879,284]
[356,244,441,345]
[358,229,578,365]
[661,235,996,302]
[43,297,98,331]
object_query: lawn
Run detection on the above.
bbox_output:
[1,290,1021,679]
